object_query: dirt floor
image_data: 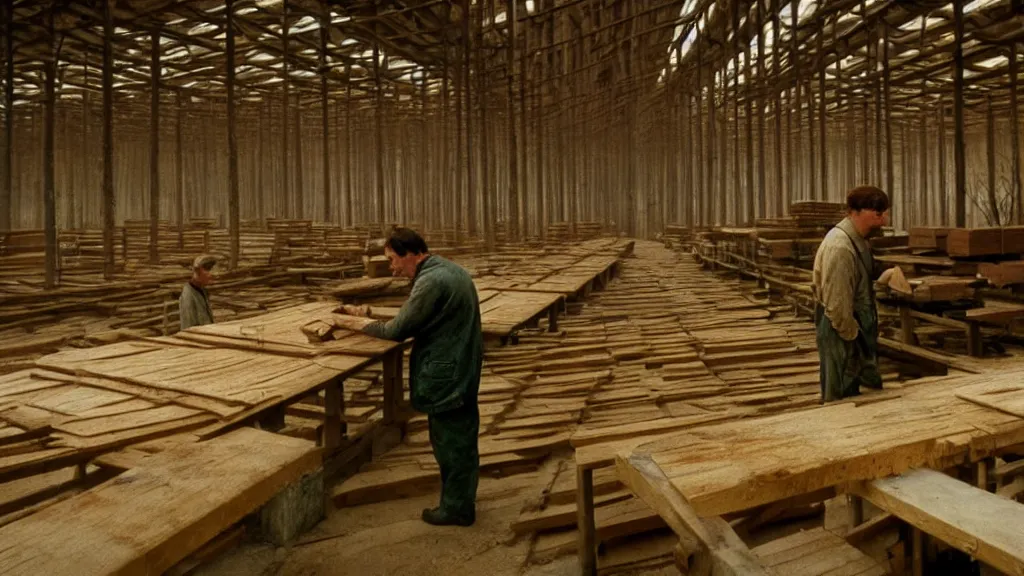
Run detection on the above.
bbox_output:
[196,456,682,576]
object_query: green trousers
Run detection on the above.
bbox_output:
[815,304,882,403]
[428,401,480,517]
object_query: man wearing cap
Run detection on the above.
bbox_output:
[813,186,890,403]
[180,254,216,330]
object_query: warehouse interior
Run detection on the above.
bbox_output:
[2,0,1024,575]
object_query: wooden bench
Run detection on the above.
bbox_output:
[851,467,1024,576]
[0,427,320,575]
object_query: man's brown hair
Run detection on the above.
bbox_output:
[846,186,889,213]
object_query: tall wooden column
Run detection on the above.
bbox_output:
[463,0,475,238]
[43,5,56,288]
[953,0,966,227]
[176,91,184,248]
[226,0,239,268]
[882,22,894,222]
[772,1,782,215]
[506,0,519,241]
[344,67,353,226]
[2,0,13,233]
[102,0,116,279]
[372,31,385,226]
[319,3,331,223]
[149,30,161,264]
[281,1,290,219]
[1011,43,1021,224]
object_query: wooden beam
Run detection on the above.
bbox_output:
[1012,43,1022,225]
[772,1,782,216]
[43,2,56,289]
[320,1,330,224]
[2,0,13,233]
[882,21,893,217]
[852,468,1024,576]
[818,20,827,202]
[953,0,966,227]
[988,94,999,225]
[226,0,239,269]
[102,0,115,280]
[618,453,770,576]
[175,90,184,247]
[506,0,519,242]
[149,29,160,265]
[938,94,948,226]
[281,2,290,219]
[344,66,353,227]
[463,0,474,239]
[756,0,766,219]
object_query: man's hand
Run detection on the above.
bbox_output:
[340,304,372,317]
[333,314,376,332]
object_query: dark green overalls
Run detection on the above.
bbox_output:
[814,227,883,403]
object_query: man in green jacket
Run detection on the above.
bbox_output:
[340,227,483,527]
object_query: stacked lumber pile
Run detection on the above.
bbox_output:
[788,201,847,227]
[0,231,46,279]
[546,222,574,242]
[575,222,604,240]
[661,224,692,250]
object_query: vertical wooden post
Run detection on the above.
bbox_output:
[281,2,290,218]
[320,2,330,224]
[731,0,741,224]
[226,0,239,269]
[953,0,966,227]
[344,67,353,227]
[372,27,384,226]
[447,34,457,237]
[862,3,870,185]
[506,0,519,242]
[43,4,56,289]
[756,0,766,219]
[535,8,545,239]
[479,0,493,247]
[938,95,948,226]
[149,30,161,265]
[772,3,782,215]
[697,30,706,225]
[818,24,827,203]
[420,74,428,229]
[882,22,894,224]
[1012,43,1022,224]
[295,98,303,218]
[987,95,999,225]
[576,467,596,576]
[519,12,529,237]
[1,0,12,233]
[102,0,116,279]
[176,91,184,247]
[463,0,475,238]
[920,113,929,225]
[257,101,265,223]
[790,0,801,202]
[874,28,883,190]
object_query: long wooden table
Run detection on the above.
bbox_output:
[0,302,407,486]
[572,369,1024,575]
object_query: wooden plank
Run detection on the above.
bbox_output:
[616,452,769,576]
[852,468,1024,576]
[0,428,320,576]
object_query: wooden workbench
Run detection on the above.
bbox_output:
[0,302,408,487]
[572,368,1024,575]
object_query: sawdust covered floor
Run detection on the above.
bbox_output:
[194,456,681,576]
